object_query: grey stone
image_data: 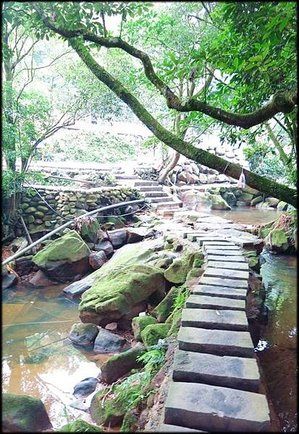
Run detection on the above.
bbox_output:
[178,327,254,357]
[200,276,248,289]
[73,377,98,397]
[69,322,99,346]
[204,268,249,281]
[207,254,246,262]
[201,241,235,247]
[181,308,248,331]
[205,249,242,256]
[207,260,249,270]
[172,349,260,392]
[196,237,231,246]
[186,294,245,310]
[193,285,247,300]
[204,244,241,251]
[164,381,270,432]
[93,327,127,353]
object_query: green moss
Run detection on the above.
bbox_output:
[32,230,90,267]
[121,411,139,432]
[269,228,288,247]
[79,264,165,316]
[132,316,158,341]
[58,419,102,432]
[166,308,183,337]
[151,286,180,322]
[141,323,170,346]
[163,250,196,284]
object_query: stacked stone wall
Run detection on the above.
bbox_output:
[20,185,141,235]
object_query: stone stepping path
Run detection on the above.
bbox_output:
[162,235,271,432]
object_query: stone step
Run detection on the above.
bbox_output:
[202,241,236,247]
[205,248,243,256]
[196,236,231,244]
[134,180,159,186]
[148,196,174,203]
[152,201,182,210]
[142,191,168,198]
[178,327,254,357]
[204,268,249,281]
[181,308,248,331]
[200,276,248,289]
[203,244,241,252]
[193,285,247,300]
[164,381,270,432]
[156,209,176,217]
[186,294,246,311]
[207,260,249,271]
[115,174,139,179]
[172,349,261,392]
[207,254,246,262]
[186,233,214,242]
[159,423,205,432]
[138,185,164,192]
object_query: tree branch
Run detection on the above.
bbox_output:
[68,38,296,206]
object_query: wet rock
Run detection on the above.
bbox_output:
[69,323,99,347]
[141,323,171,346]
[80,218,103,243]
[100,344,146,384]
[264,228,290,253]
[29,269,58,287]
[94,240,114,258]
[107,229,128,249]
[89,251,107,270]
[93,328,128,353]
[73,377,98,397]
[2,393,52,432]
[127,228,146,244]
[222,191,237,207]
[251,196,263,206]
[209,194,231,210]
[277,201,288,211]
[265,197,280,208]
[2,269,18,289]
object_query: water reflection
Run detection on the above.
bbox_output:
[2,284,107,429]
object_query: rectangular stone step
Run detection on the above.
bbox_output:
[172,349,261,392]
[152,201,182,209]
[200,276,248,289]
[196,237,231,245]
[186,294,246,311]
[204,244,241,251]
[204,268,249,281]
[186,233,210,242]
[164,381,270,432]
[206,248,243,256]
[159,423,205,432]
[178,327,254,357]
[139,185,164,192]
[207,254,246,262]
[181,308,248,331]
[207,260,249,271]
[193,285,247,300]
[142,191,168,198]
[148,196,174,203]
[134,180,159,186]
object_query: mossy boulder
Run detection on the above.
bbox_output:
[243,251,260,273]
[32,230,91,282]
[209,194,231,210]
[141,323,171,347]
[277,201,288,211]
[100,344,146,383]
[132,315,158,341]
[80,217,102,243]
[163,250,199,284]
[69,322,99,347]
[79,264,166,326]
[151,286,180,322]
[2,393,52,432]
[166,308,183,337]
[58,419,102,432]
[265,228,289,253]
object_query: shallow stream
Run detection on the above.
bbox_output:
[2,206,297,431]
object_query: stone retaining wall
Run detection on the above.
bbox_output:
[20,185,141,235]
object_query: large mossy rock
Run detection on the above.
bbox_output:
[132,315,158,341]
[79,264,166,326]
[2,393,52,432]
[58,419,102,432]
[208,193,231,210]
[32,230,91,282]
[265,228,289,253]
[151,286,180,322]
[163,250,198,284]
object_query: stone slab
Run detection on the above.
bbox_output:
[202,241,236,247]
[181,308,248,331]
[178,327,254,357]
[200,276,248,289]
[204,267,249,281]
[207,254,246,262]
[172,349,261,392]
[193,285,247,300]
[204,244,241,251]
[186,294,246,310]
[206,249,243,256]
[207,260,249,270]
[164,381,270,432]
[159,423,205,432]
[196,237,231,246]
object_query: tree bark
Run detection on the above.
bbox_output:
[68,38,296,207]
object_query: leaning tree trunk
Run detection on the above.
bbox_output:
[158,150,181,184]
[70,39,297,208]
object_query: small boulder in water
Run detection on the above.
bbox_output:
[73,377,98,398]
[69,323,99,347]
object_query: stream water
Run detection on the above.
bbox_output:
[2,207,297,431]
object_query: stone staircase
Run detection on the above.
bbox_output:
[131,179,183,215]
[160,234,271,432]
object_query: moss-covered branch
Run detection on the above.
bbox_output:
[67,38,296,207]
